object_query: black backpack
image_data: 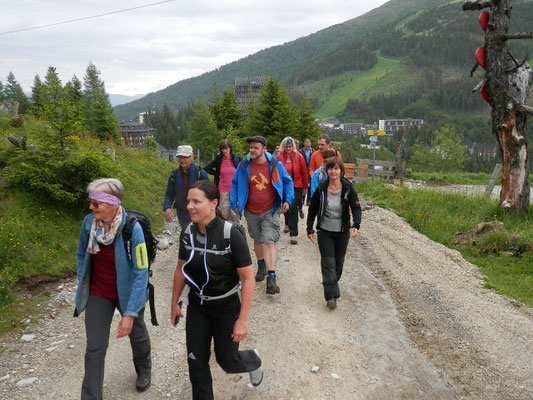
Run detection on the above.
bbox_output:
[122,210,159,326]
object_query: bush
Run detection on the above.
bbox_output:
[2,147,117,206]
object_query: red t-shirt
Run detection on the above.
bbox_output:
[89,242,119,302]
[245,161,276,214]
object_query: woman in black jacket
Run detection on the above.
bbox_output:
[306,157,362,309]
[204,139,242,222]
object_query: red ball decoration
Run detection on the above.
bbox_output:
[475,47,486,70]
[480,84,489,103]
[479,11,490,32]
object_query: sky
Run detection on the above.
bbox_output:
[0,0,389,96]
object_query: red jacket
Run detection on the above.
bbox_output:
[276,151,309,189]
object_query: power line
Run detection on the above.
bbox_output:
[0,0,175,36]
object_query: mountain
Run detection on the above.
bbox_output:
[113,0,533,132]
[109,93,145,107]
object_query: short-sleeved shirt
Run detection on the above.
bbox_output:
[179,219,252,297]
[245,161,276,214]
[218,156,236,193]
[89,242,119,301]
[318,191,343,232]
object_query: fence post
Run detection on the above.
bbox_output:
[485,163,502,197]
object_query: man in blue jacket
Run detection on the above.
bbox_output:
[163,145,208,228]
[231,135,294,294]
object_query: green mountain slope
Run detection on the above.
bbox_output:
[114,0,533,124]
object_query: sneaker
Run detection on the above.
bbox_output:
[326,298,337,309]
[299,209,304,219]
[136,371,151,392]
[266,273,280,294]
[249,349,263,387]
[255,261,266,282]
[290,237,298,245]
[283,225,289,233]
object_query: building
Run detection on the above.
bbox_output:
[379,118,424,132]
[234,76,268,115]
[119,121,155,147]
[467,142,498,160]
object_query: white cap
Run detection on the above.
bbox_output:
[176,145,193,157]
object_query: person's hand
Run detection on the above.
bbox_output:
[164,208,174,222]
[281,202,290,214]
[232,318,248,343]
[233,208,240,218]
[307,233,315,243]
[350,228,359,239]
[116,316,134,338]
[303,188,308,196]
[171,301,184,327]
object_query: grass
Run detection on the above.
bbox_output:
[309,55,403,119]
[411,171,533,185]
[0,117,175,334]
[357,180,533,306]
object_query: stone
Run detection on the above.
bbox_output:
[20,334,35,342]
[311,365,320,373]
[16,377,38,388]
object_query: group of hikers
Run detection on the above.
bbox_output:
[74,133,362,399]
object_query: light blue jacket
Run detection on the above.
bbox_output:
[310,166,327,199]
[230,152,294,217]
[74,210,149,318]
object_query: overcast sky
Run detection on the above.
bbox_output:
[0,0,389,96]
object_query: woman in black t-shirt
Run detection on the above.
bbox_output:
[171,181,262,399]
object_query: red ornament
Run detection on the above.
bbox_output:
[480,84,489,103]
[475,47,486,69]
[479,11,490,32]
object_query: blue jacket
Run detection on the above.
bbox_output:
[74,210,149,318]
[163,163,209,223]
[230,152,294,217]
[310,166,327,198]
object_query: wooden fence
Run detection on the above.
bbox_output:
[345,158,396,182]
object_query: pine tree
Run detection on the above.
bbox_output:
[82,62,119,142]
[0,80,5,102]
[247,78,298,146]
[295,95,320,147]
[187,100,221,165]
[64,75,84,132]
[4,72,30,113]
[30,75,45,118]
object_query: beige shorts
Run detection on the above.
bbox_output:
[218,192,239,222]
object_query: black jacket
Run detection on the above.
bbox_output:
[204,153,242,186]
[306,178,362,235]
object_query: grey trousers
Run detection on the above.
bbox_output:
[81,295,151,400]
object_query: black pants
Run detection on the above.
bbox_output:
[186,293,261,400]
[81,295,151,400]
[284,187,302,237]
[317,230,350,300]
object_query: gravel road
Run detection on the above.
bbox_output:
[1,198,532,399]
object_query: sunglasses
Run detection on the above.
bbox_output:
[88,200,103,208]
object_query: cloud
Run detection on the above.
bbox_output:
[0,0,388,95]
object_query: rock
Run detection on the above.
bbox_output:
[0,374,10,381]
[331,373,340,379]
[20,334,35,342]
[311,365,320,373]
[16,377,38,388]
[45,346,57,353]
[156,236,170,250]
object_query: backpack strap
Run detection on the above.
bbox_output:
[122,214,137,261]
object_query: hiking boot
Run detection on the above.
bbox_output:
[290,236,298,245]
[249,349,263,387]
[136,371,151,392]
[283,225,289,233]
[326,298,337,309]
[255,261,266,282]
[299,209,304,219]
[266,273,280,294]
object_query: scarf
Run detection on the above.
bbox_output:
[87,207,124,255]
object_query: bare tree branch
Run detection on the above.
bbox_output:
[462,0,491,11]
[519,103,533,115]
[472,79,485,92]
[504,33,533,40]
[470,62,480,77]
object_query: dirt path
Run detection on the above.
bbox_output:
[1,199,532,399]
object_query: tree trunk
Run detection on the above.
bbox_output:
[479,0,531,211]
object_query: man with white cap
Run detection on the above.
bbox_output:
[163,145,208,228]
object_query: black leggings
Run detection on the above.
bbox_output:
[186,293,261,400]
[317,230,350,300]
